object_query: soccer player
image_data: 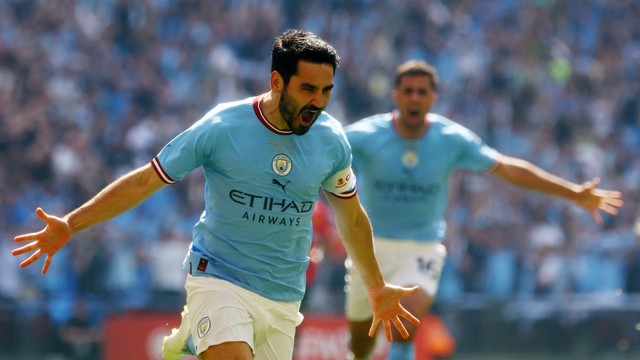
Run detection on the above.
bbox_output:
[343,60,624,360]
[12,30,420,360]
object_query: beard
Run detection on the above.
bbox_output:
[279,87,321,135]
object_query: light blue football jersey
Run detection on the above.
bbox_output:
[151,96,356,302]
[345,112,499,242]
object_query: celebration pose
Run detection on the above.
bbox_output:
[13,30,420,360]
[344,60,623,359]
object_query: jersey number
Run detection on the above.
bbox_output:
[417,257,440,280]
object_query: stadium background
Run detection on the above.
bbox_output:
[0,0,639,359]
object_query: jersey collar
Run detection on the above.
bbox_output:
[253,95,293,135]
[391,110,430,139]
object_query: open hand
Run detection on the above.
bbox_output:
[575,178,624,224]
[12,208,72,274]
[367,284,421,341]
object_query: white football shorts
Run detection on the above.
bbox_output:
[185,274,303,359]
[345,237,447,321]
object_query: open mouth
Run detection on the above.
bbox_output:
[300,110,319,125]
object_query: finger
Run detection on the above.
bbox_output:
[11,241,39,256]
[35,207,50,222]
[383,320,392,342]
[591,210,603,225]
[606,191,623,199]
[401,309,421,327]
[393,317,409,339]
[600,204,620,215]
[42,255,52,274]
[605,198,624,207]
[368,319,380,337]
[14,232,43,243]
[403,285,420,295]
[20,249,43,268]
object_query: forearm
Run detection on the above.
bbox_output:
[336,208,385,289]
[324,192,385,289]
[496,156,580,201]
[65,164,166,233]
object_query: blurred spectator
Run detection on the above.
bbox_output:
[625,212,640,293]
[145,228,189,312]
[57,299,102,360]
[303,197,347,313]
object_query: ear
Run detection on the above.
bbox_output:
[270,71,284,93]
[392,89,398,102]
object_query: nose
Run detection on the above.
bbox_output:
[310,90,328,109]
[408,89,421,101]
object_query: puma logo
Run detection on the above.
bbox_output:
[272,179,291,193]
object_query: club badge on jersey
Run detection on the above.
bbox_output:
[272,154,292,176]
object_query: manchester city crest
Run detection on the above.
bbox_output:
[402,150,419,169]
[272,154,292,176]
[197,316,211,338]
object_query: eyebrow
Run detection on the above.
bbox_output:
[401,85,430,91]
[302,82,335,92]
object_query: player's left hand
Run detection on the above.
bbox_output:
[574,178,624,224]
[367,284,421,341]
[12,208,72,274]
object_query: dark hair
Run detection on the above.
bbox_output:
[395,60,439,91]
[271,29,340,85]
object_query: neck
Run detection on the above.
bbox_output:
[260,92,287,130]
[393,110,428,139]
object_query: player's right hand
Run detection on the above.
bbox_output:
[12,208,72,274]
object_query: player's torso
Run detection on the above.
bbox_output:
[347,114,459,240]
[188,99,348,301]
[350,116,456,207]
[201,105,340,227]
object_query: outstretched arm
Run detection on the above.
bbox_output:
[492,155,623,223]
[13,163,168,274]
[323,191,420,341]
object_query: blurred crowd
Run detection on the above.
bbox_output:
[1,0,639,358]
